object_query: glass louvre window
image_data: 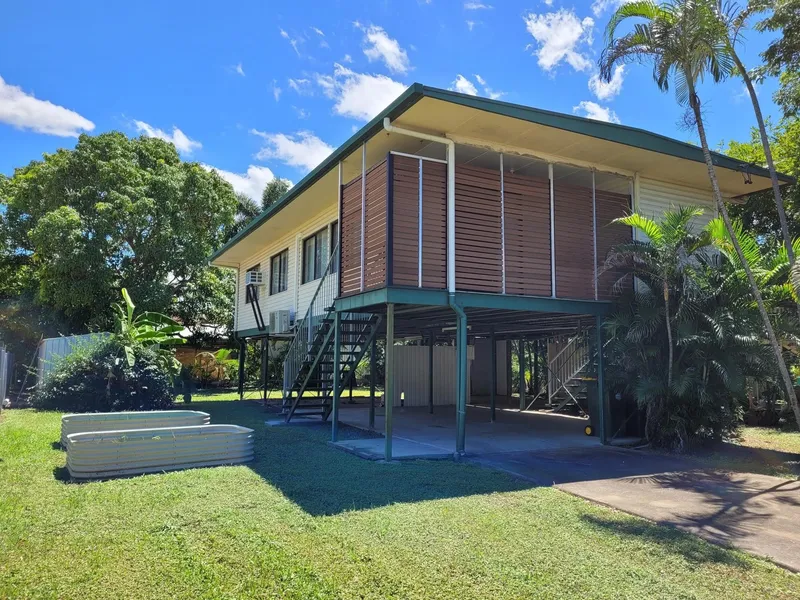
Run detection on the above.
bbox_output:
[270,250,288,295]
[245,264,260,303]
[302,227,328,283]
[330,221,339,273]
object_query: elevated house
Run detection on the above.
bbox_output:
[211,84,784,459]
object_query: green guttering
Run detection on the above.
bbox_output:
[211,83,793,263]
[209,84,426,263]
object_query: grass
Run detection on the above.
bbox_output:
[685,426,800,479]
[2,395,799,599]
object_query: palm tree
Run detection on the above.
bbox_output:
[224,192,261,242]
[604,208,770,449]
[607,206,713,389]
[600,0,800,429]
[712,0,800,317]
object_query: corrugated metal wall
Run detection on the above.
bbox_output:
[0,347,12,401]
[38,334,109,384]
[390,345,474,406]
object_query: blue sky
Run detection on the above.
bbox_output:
[0,0,783,199]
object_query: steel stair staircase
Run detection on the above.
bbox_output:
[283,312,381,422]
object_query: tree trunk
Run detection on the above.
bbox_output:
[732,49,800,322]
[663,280,673,389]
[689,85,800,430]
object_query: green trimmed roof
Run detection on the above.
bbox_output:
[211,83,790,263]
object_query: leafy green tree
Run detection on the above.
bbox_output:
[261,178,290,211]
[728,119,800,243]
[0,132,237,335]
[600,0,800,431]
[754,0,800,116]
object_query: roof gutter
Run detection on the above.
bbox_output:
[382,117,456,294]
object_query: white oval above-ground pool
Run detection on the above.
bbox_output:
[60,410,210,446]
[64,424,255,480]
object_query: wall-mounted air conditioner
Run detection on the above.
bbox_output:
[269,310,291,333]
[245,271,264,286]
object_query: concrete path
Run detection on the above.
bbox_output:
[471,447,800,572]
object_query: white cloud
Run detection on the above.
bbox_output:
[361,25,410,74]
[280,28,302,55]
[524,10,595,72]
[272,80,282,101]
[342,54,353,63]
[133,121,202,154]
[451,74,479,96]
[464,2,492,8]
[250,129,334,172]
[293,106,310,119]
[466,20,478,31]
[202,164,276,201]
[311,26,324,36]
[543,0,554,5]
[591,0,635,17]
[316,64,407,121]
[573,101,620,123]
[234,63,245,76]
[588,65,624,100]
[288,78,313,95]
[0,76,94,137]
[450,74,504,100]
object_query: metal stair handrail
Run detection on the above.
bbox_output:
[282,241,340,397]
[547,332,591,403]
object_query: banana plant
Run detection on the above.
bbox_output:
[112,288,186,375]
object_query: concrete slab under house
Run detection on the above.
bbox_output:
[210,83,788,461]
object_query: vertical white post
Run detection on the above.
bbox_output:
[549,162,556,298]
[418,158,423,288]
[337,161,343,274]
[360,142,366,291]
[632,173,641,241]
[500,153,506,294]
[592,169,598,301]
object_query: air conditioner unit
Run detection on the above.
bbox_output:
[245,270,264,286]
[269,310,291,333]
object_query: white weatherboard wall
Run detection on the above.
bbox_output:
[236,204,338,333]
[391,345,475,407]
[638,177,718,231]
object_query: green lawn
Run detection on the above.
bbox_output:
[738,426,800,455]
[1,396,798,599]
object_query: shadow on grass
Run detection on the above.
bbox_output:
[581,514,752,569]
[194,399,533,516]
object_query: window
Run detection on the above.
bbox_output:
[270,249,288,295]
[330,220,339,273]
[244,264,260,304]
[302,227,328,283]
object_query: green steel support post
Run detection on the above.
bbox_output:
[518,340,526,411]
[490,329,497,422]
[369,336,376,429]
[237,339,246,401]
[331,312,342,442]
[533,339,540,399]
[506,340,512,404]
[261,337,269,404]
[455,308,468,454]
[428,331,434,414]
[595,315,608,444]
[384,304,395,460]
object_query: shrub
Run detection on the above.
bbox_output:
[31,338,174,412]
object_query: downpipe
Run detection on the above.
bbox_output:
[450,297,468,457]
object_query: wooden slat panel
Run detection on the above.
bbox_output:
[503,172,551,296]
[455,164,502,293]
[340,175,362,295]
[392,155,419,286]
[364,160,388,290]
[554,181,594,300]
[595,189,632,300]
[421,160,447,289]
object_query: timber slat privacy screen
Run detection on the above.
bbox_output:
[338,152,631,301]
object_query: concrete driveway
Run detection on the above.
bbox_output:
[470,447,800,572]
